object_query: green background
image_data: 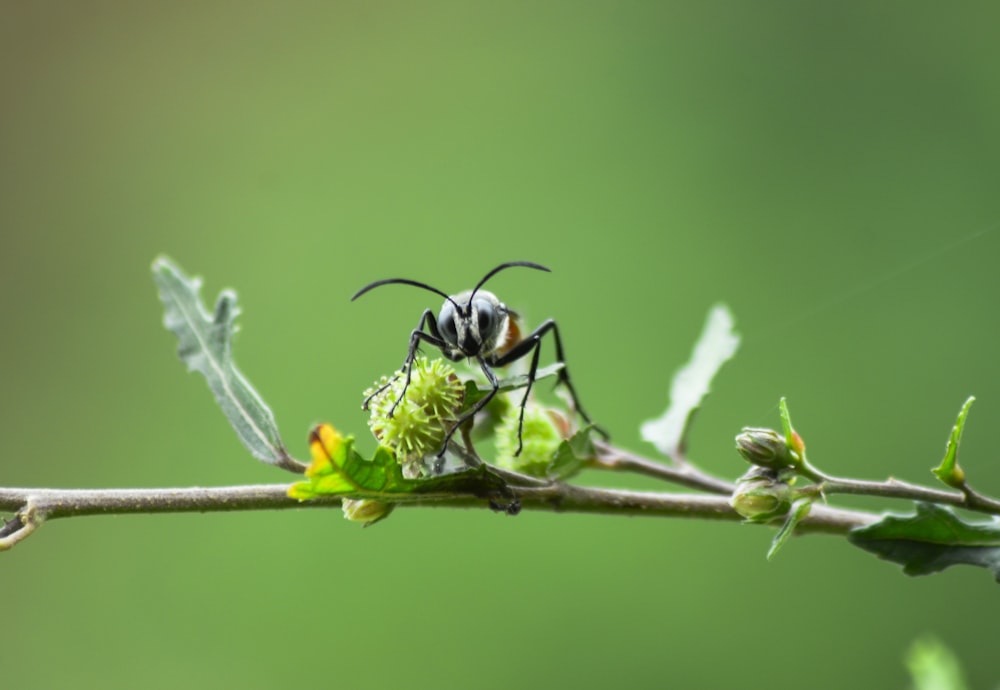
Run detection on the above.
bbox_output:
[2,2,999,688]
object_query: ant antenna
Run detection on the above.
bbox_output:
[352,261,550,314]
[351,278,462,311]
[469,261,551,305]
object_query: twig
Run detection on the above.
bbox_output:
[592,440,735,495]
[0,478,876,551]
[507,484,873,534]
[0,500,41,551]
[6,438,999,552]
[798,464,1000,517]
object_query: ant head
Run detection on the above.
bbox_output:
[352,261,551,357]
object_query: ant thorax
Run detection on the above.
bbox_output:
[438,289,511,359]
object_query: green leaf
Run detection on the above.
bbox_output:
[289,424,510,503]
[153,257,299,471]
[548,428,596,480]
[641,304,740,459]
[775,397,807,469]
[463,362,566,408]
[848,502,1000,582]
[767,498,812,560]
[932,397,974,489]
[778,397,794,446]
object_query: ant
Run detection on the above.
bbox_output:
[352,261,605,466]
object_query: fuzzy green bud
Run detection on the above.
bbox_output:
[735,426,797,469]
[494,397,568,477]
[729,466,793,521]
[364,357,465,476]
[342,498,393,526]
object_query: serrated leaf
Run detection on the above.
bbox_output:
[848,502,1000,582]
[932,397,974,489]
[641,304,740,459]
[153,257,299,471]
[289,425,400,498]
[767,498,813,560]
[289,424,510,502]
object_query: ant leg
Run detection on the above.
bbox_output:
[361,376,398,411]
[491,319,609,440]
[432,356,499,471]
[511,336,543,456]
[363,309,447,417]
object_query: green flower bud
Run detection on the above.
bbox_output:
[342,498,393,526]
[364,357,465,476]
[494,396,567,477]
[735,426,796,469]
[729,466,793,521]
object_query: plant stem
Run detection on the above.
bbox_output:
[0,481,875,550]
[5,437,999,552]
[509,484,873,533]
[802,465,1000,516]
[592,440,735,495]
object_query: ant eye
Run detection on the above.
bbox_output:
[478,309,492,333]
[474,299,496,334]
[438,302,458,343]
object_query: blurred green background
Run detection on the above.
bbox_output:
[2,2,999,688]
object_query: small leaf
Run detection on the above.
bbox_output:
[848,502,1000,582]
[932,397,974,489]
[548,428,596,480]
[778,397,794,445]
[641,304,740,459]
[290,425,402,498]
[464,362,566,408]
[777,397,807,456]
[289,424,511,503]
[153,257,300,471]
[767,498,813,560]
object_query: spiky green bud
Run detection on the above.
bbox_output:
[364,357,465,476]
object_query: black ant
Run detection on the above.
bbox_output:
[352,261,605,465]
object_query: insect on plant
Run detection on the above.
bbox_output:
[351,261,605,466]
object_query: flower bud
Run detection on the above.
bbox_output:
[342,498,393,526]
[735,427,796,469]
[729,466,792,521]
[364,357,465,475]
[495,397,567,477]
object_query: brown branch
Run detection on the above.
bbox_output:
[0,478,877,551]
